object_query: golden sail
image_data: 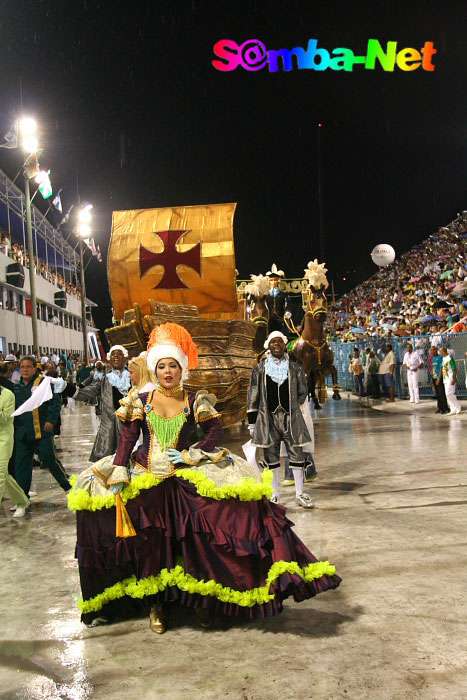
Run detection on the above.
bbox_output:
[108,203,238,320]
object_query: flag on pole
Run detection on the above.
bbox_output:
[24,153,40,179]
[57,204,73,229]
[36,170,53,199]
[90,238,97,256]
[52,189,62,213]
[0,121,18,149]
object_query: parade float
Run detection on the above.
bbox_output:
[104,203,256,427]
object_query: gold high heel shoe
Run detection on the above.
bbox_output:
[196,608,213,629]
[149,605,166,634]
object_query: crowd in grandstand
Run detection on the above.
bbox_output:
[327,212,467,342]
[1,232,82,299]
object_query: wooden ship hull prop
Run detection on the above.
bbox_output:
[105,300,257,427]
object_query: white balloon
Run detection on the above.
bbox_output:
[371,244,396,267]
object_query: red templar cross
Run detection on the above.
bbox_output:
[139,230,201,289]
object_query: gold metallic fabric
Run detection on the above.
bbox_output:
[115,492,136,538]
[108,203,238,320]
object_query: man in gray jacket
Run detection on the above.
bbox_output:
[247,331,313,508]
[63,346,130,462]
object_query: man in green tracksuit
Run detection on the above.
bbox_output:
[14,356,71,497]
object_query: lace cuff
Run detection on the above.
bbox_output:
[181,446,230,467]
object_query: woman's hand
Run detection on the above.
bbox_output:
[111,482,126,494]
[167,448,186,465]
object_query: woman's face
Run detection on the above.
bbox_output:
[156,358,182,389]
[128,363,140,386]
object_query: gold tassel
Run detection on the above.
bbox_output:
[115,491,136,538]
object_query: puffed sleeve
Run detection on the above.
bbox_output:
[115,387,144,423]
[113,388,144,468]
[192,390,223,452]
[193,390,221,423]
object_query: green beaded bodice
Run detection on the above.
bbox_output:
[146,410,188,451]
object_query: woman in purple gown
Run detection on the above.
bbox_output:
[68,323,340,633]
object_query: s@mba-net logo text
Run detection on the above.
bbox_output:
[212,38,437,73]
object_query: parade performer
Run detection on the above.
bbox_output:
[0,385,30,518]
[403,342,423,404]
[282,399,318,487]
[68,323,340,631]
[247,331,314,508]
[127,353,157,394]
[439,347,462,414]
[13,356,71,499]
[429,346,448,414]
[265,263,290,335]
[63,345,131,462]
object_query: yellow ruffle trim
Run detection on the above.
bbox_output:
[176,467,273,501]
[68,468,273,512]
[78,558,337,614]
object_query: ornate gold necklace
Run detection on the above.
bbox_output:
[155,384,183,397]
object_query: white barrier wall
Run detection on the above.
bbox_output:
[0,309,84,354]
[0,251,82,316]
[0,251,98,355]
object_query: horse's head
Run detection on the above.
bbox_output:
[245,274,270,325]
[306,288,328,324]
[249,294,269,324]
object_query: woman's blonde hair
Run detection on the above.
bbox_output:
[128,355,155,391]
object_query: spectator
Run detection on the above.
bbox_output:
[76,362,92,386]
[5,355,20,384]
[379,343,396,402]
[0,361,15,390]
[350,349,364,396]
[368,351,381,398]
[327,211,467,341]
[58,359,69,381]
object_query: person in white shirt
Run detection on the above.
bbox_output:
[403,343,423,403]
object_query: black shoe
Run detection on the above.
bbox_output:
[435,409,441,413]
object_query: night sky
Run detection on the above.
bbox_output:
[0,1,465,339]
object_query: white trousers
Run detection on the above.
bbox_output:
[407,370,419,402]
[443,378,461,413]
